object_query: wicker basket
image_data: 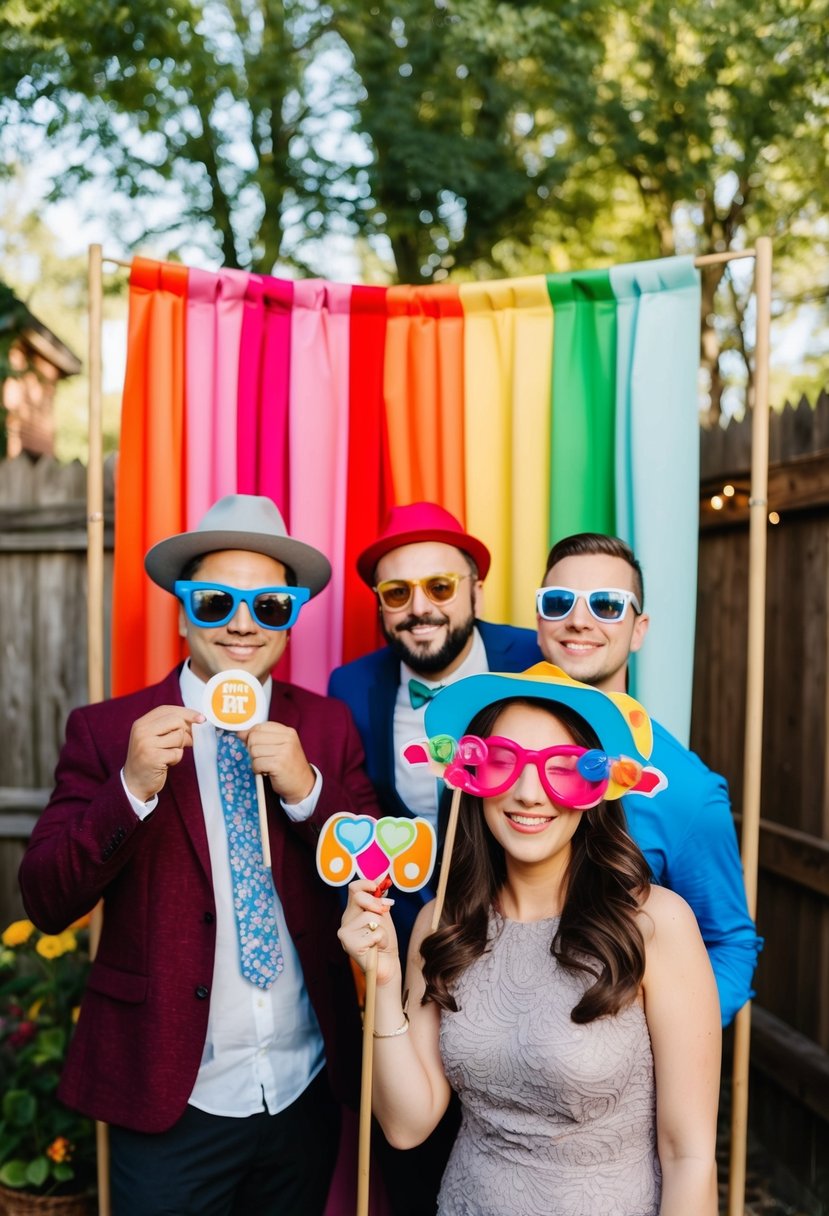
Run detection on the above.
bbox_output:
[0,1187,95,1216]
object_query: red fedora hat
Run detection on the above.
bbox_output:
[356,502,491,586]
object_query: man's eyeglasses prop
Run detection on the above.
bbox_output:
[441,735,644,810]
[175,581,310,630]
[374,572,471,612]
[535,587,642,624]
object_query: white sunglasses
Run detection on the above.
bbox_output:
[535,586,642,623]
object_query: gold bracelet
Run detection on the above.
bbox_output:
[373,1013,409,1039]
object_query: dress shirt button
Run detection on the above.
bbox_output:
[203,911,215,924]
[195,985,209,1000]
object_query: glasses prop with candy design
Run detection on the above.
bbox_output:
[429,734,666,808]
[402,729,666,931]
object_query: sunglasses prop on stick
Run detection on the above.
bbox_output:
[316,812,437,1216]
[202,669,272,867]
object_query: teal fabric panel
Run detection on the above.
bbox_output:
[610,256,701,744]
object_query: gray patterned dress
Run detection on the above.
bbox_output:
[437,913,661,1216]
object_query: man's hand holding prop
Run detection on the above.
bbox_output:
[124,705,206,803]
[202,670,271,866]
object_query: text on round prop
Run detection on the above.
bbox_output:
[202,669,267,731]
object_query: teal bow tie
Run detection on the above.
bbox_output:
[408,678,444,709]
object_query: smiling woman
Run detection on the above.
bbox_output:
[338,665,722,1216]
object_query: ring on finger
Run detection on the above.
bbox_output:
[367,919,379,932]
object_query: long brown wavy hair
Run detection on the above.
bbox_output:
[420,697,651,1023]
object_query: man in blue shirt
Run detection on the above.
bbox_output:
[536,531,762,1026]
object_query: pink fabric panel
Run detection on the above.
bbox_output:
[288,279,352,694]
[185,268,219,527]
[236,274,265,494]
[212,268,250,500]
[258,277,294,519]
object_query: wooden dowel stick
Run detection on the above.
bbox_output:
[105,249,757,271]
[87,242,111,1216]
[431,786,461,932]
[255,773,271,868]
[694,249,756,267]
[357,944,378,1216]
[727,233,772,1216]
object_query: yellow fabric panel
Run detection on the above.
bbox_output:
[460,277,553,629]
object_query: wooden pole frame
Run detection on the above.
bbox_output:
[87,241,774,1216]
[86,244,111,1216]
[726,236,773,1216]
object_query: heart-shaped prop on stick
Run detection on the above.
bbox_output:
[317,813,436,892]
[316,811,437,1216]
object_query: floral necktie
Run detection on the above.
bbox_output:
[216,729,283,989]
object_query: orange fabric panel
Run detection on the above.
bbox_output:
[113,258,188,695]
[383,285,465,519]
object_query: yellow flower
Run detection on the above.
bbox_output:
[2,920,35,947]
[27,998,44,1019]
[35,930,77,960]
[45,1137,73,1163]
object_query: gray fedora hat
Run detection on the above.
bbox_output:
[144,495,332,597]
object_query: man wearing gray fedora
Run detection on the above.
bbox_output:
[19,495,377,1216]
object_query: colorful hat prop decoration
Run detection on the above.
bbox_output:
[145,494,332,596]
[414,662,667,803]
[356,501,491,586]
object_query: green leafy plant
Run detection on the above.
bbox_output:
[0,918,95,1197]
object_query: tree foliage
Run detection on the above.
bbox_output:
[1,0,827,411]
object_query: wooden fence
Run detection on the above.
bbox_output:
[699,391,829,1205]
[0,455,114,922]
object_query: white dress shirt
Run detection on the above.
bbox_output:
[121,661,325,1116]
[392,627,489,824]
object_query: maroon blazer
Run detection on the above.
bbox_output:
[19,667,377,1133]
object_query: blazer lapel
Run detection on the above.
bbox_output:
[157,668,213,882]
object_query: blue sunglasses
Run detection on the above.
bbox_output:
[175,581,310,630]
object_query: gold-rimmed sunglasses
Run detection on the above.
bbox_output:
[374,573,472,612]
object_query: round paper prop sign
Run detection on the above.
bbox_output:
[202,669,267,731]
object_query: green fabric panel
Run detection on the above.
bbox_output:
[546,269,617,542]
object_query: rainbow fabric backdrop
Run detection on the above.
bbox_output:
[113,255,701,743]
